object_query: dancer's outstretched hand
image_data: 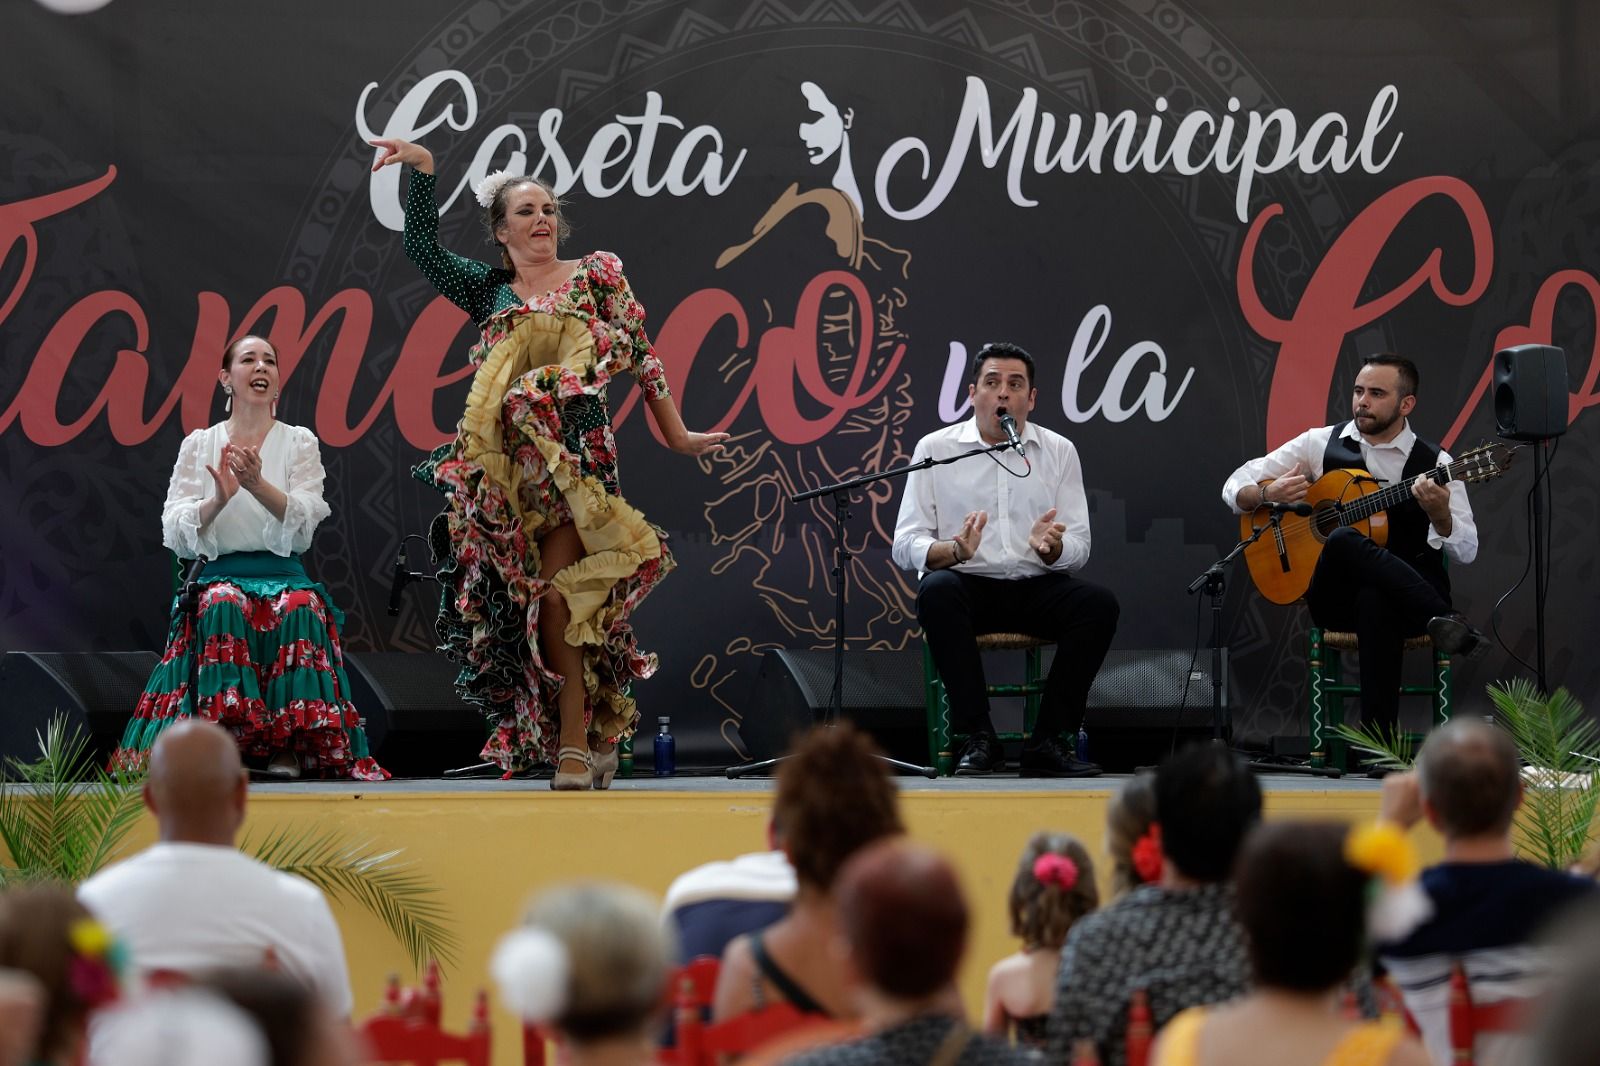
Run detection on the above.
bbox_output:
[369,137,433,174]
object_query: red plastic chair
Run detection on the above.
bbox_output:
[1446,961,1535,1066]
[1125,988,1152,1066]
[665,955,833,1066]
[360,962,490,1066]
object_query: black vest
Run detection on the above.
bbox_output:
[1322,421,1450,597]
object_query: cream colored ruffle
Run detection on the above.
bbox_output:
[458,309,665,652]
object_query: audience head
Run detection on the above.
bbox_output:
[1105,772,1160,896]
[201,968,359,1066]
[493,881,672,1045]
[773,725,904,894]
[1155,743,1262,883]
[88,989,268,1066]
[1234,821,1370,993]
[144,720,248,845]
[0,885,119,1066]
[1008,831,1098,950]
[1417,719,1522,839]
[836,840,967,1002]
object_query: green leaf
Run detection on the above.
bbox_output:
[241,825,459,973]
[1329,722,1417,770]
[2,713,456,973]
[1485,680,1600,870]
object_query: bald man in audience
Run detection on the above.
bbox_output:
[78,721,353,1015]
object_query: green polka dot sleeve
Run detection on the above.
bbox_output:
[402,170,515,325]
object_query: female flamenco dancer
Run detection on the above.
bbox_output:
[113,335,388,781]
[370,136,726,788]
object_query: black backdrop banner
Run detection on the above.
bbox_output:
[5,0,1597,765]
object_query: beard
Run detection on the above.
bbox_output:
[1355,408,1399,436]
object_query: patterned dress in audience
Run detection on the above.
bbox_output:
[1046,883,1251,1066]
[782,1016,1037,1066]
[402,170,676,773]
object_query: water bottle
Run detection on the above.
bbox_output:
[1075,725,1090,763]
[654,715,676,777]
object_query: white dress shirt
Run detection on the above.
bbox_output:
[79,843,354,1016]
[1220,420,1477,564]
[161,422,332,559]
[892,417,1091,577]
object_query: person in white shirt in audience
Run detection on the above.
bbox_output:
[78,720,353,1016]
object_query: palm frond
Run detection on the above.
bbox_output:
[1486,680,1600,870]
[0,717,144,884]
[1329,722,1418,770]
[243,825,458,973]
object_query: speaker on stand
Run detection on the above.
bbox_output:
[1493,344,1569,693]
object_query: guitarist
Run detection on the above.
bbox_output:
[1221,354,1486,741]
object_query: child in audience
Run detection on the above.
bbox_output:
[1105,771,1160,898]
[983,831,1099,1048]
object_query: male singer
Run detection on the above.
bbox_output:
[892,343,1118,777]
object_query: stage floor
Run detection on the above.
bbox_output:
[262,768,1383,794]
[88,773,1413,1066]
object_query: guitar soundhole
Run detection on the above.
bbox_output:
[1310,504,1339,542]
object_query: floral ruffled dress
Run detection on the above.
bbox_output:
[404,170,674,772]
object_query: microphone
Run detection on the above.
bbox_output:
[181,555,209,588]
[997,411,1025,457]
[387,551,411,616]
[1265,501,1313,516]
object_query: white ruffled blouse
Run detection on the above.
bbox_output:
[161,422,331,559]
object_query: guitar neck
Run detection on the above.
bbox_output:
[1338,461,1456,524]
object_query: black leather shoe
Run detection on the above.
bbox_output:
[954,732,1006,776]
[1427,613,1488,659]
[1019,737,1102,778]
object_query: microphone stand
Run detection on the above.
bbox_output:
[384,532,514,781]
[1186,509,1341,778]
[179,556,210,718]
[727,440,1017,778]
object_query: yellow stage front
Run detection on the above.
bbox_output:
[111,780,1424,1066]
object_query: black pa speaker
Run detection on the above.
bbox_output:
[739,649,928,765]
[340,652,486,777]
[1083,649,1221,770]
[0,651,158,768]
[1494,344,1568,441]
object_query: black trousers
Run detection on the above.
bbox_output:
[1305,527,1451,732]
[916,569,1120,739]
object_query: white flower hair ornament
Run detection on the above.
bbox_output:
[475,170,522,209]
[1344,821,1435,942]
[491,926,570,1022]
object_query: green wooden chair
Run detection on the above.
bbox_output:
[1307,627,1451,770]
[921,632,1051,776]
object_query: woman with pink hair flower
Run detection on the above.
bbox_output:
[983,831,1099,1049]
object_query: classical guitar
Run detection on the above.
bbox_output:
[1240,442,1518,605]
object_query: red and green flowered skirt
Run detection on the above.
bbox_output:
[415,308,673,774]
[111,551,389,781]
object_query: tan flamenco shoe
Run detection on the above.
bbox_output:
[591,744,619,790]
[551,745,594,791]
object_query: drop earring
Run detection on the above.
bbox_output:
[271,392,278,419]
[223,385,232,413]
